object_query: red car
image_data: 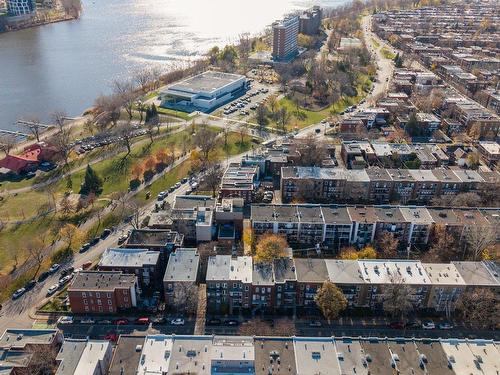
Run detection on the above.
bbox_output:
[104,332,118,342]
[114,319,129,325]
[389,321,405,329]
[136,317,150,325]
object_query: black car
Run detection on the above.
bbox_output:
[37,271,51,283]
[79,243,90,253]
[60,267,75,278]
[89,237,100,246]
[207,318,222,326]
[24,280,37,291]
[100,228,112,239]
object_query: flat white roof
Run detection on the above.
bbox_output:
[74,340,111,375]
[325,260,365,284]
[206,255,253,283]
[358,260,431,285]
[137,335,173,375]
[335,340,369,375]
[294,338,341,375]
[422,263,466,285]
[441,340,483,375]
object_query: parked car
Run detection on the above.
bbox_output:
[181,178,188,184]
[104,332,118,342]
[422,320,435,329]
[225,320,239,326]
[89,237,100,246]
[152,317,166,324]
[170,318,185,326]
[309,321,322,327]
[315,128,321,134]
[98,320,112,325]
[405,320,421,329]
[12,288,26,300]
[389,321,405,329]
[58,275,73,286]
[24,280,36,291]
[49,264,61,273]
[37,271,51,283]
[136,317,150,325]
[60,267,74,277]
[114,319,129,325]
[80,318,95,324]
[79,243,91,253]
[438,321,454,330]
[46,284,59,297]
[58,316,74,324]
[157,191,167,201]
[100,228,112,239]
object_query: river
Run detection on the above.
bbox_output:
[0,0,345,131]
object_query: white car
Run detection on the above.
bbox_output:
[49,263,60,273]
[46,285,59,297]
[170,318,185,326]
[80,318,95,324]
[58,316,74,324]
[422,320,435,329]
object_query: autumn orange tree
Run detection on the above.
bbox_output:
[255,233,288,263]
[340,246,377,260]
[315,281,347,323]
[130,163,144,181]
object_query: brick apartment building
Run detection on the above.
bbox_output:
[68,271,138,314]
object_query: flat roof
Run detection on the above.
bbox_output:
[168,337,212,374]
[335,339,369,375]
[99,248,159,269]
[453,261,499,286]
[206,255,253,283]
[56,339,87,375]
[374,207,405,223]
[211,336,255,363]
[0,329,59,350]
[273,258,297,283]
[387,340,425,375]
[253,263,274,286]
[108,335,146,375]
[399,207,434,224]
[297,206,324,224]
[73,340,111,375]
[127,229,182,247]
[325,260,365,284]
[358,260,431,285]
[163,248,199,282]
[165,71,245,96]
[422,263,466,285]
[137,335,173,374]
[174,195,215,210]
[254,337,296,375]
[347,206,378,223]
[293,338,340,375]
[320,206,352,225]
[294,259,328,283]
[441,340,483,375]
[69,271,136,292]
[466,341,500,375]
[359,340,393,375]
[414,341,454,375]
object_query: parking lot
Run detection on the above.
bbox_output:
[219,81,279,122]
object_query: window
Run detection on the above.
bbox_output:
[88,292,93,297]
[267,287,271,293]
[83,299,88,305]
[97,299,102,305]
[107,293,111,298]
[96,292,100,298]
[98,306,103,312]
[277,286,282,292]
[233,283,237,289]
[82,292,86,298]
[123,289,128,295]
[124,297,129,302]
[84,306,89,312]
[255,287,259,293]
[109,306,113,312]
[108,300,112,305]
[216,283,220,288]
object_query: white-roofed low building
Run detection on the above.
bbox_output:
[56,339,112,375]
[422,263,466,313]
[98,248,160,288]
[211,336,255,375]
[168,336,212,374]
[163,248,200,311]
[137,335,174,375]
[293,337,341,375]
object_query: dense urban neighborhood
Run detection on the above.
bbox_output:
[0,0,499,374]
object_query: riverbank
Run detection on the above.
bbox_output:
[0,11,76,33]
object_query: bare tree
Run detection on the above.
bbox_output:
[456,288,498,329]
[194,127,219,163]
[51,110,67,132]
[125,199,142,229]
[299,135,328,166]
[277,106,291,133]
[52,128,72,168]
[134,69,152,92]
[0,134,17,155]
[59,195,75,216]
[83,118,95,135]
[22,116,44,142]
[27,239,46,277]
[117,121,135,158]
[94,94,121,128]
[239,318,297,336]
[171,283,198,315]
[256,104,268,133]
[382,274,413,321]
[464,224,497,260]
[204,162,223,198]
[113,80,136,120]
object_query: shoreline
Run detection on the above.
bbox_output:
[0,14,76,33]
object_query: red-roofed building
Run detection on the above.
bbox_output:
[0,142,58,175]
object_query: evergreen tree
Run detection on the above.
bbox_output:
[394,52,403,68]
[80,164,103,196]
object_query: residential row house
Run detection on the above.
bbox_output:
[204,256,499,315]
[281,166,499,204]
[250,204,499,249]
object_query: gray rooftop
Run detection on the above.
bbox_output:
[99,248,159,269]
[69,271,137,292]
[165,71,245,96]
[0,329,59,350]
[163,248,199,282]
[320,206,352,225]
[168,337,212,374]
[126,229,183,247]
[108,335,146,375]
[254,337,296,375]
[325,260,365,284]
[294,258,328,283]
[453,261,499,286]
[55,339,87,375]
[173,195,215,210]
[293,338,340,375]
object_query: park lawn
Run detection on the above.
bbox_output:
[381,47,396,60]
[0,190,51,221]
